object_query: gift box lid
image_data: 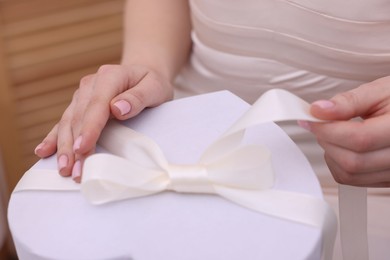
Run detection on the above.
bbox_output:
[8,90,325,260]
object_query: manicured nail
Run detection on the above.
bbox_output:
[73,136,83,152]
[58,155,68,170]
[113,100,131,116]
[312,100,334,109]
[72,160,81,182]
[34,143,45,154]
[297,120,312,131]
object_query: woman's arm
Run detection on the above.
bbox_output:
[122,0,192,80]
[35,0,192,181]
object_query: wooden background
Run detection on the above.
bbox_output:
[0,0,124,257]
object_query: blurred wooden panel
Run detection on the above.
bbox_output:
[16,87,77,114]
[14,66,98,99]
[16,102,71,129]
[6,14,122,54]
[12,46,121,84]
[0,244,9,260]
[0,2,124,258]
[20,120,58,143]
[2,0,123,37]
[0,0,108,22]
[10,30,122,69]
[0,0,124,195]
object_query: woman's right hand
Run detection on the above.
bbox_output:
[34,64,174,182]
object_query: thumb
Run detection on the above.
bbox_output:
[310,83,382,121]
[110,72,173,120]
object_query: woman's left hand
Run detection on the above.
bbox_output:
[300,76,390,187]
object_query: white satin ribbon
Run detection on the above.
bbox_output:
[339,185,369,260]
[14,89,368,260]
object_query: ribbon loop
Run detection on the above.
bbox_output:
[166,164,214,194]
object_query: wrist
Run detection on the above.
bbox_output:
[121,44,180,83]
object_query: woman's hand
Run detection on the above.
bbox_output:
[34,0,191,182]
[300,76,390,187]
[34,64,173,182]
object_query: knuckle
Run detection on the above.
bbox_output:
[96,65,128,90]
[69,116,81,127]
[58,116,71,127]
[79,74,95,87]
[78,81,93,95]
[336,91,359,115]
[338,91,359,104]
[334,171,354,185]
[97,64,118,74]
[325,155,355,184]
[348,129,373,152]
[339,153,363,174]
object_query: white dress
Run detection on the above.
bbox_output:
[174,1,390,259]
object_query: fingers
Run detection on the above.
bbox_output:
[35,124,59,158]
[55,75,94,177]
[70,74,96,138]
[56,105,77,177]
[310,76,390,120]
[318,138,390,174]
[56,124,74,177]
[301,77,390,187]
[74,65,147,155]
[324,154,390,187]
[309,114,390,152]
[71,146,95,183]
[303,116,390,187]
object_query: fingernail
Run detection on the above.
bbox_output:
[113,100,131,116]
[72,160,81,182]
[58,155,68,170]
[297,120,312,131]
[34,143,45,154]
[73,136,83,152]
[312,100,334,109]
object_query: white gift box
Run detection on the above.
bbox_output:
[8,91,328,260]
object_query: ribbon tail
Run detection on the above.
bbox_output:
[81,181,163,205]
[13,169,80,192]
[202,89,324,164]
[215,187,337,260]
[223,88,324,137]
[339,185,369,260]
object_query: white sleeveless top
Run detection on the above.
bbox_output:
[175,0,390,189]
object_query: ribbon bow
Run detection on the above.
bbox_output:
[82,121,273,204]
